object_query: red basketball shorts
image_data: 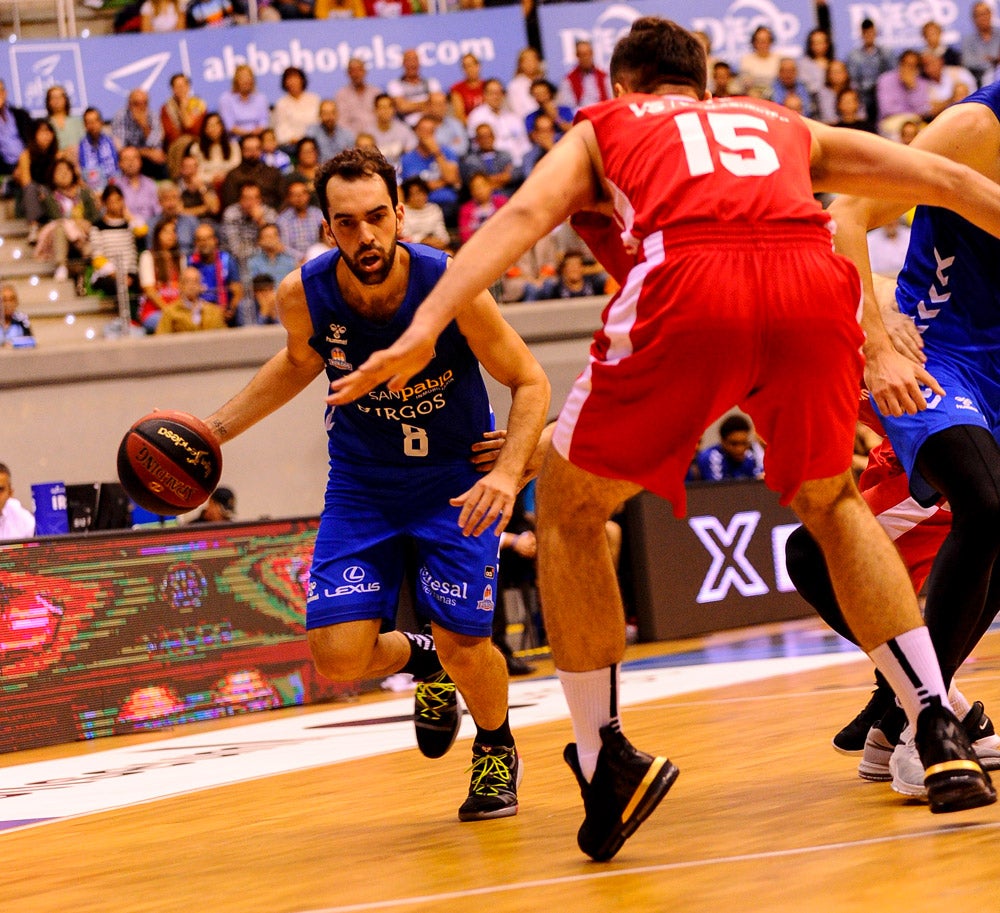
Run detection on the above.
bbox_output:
[552,223,865,517]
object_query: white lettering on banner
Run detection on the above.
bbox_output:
[689,510,770,603]
[9,43,88,115]
[770,523,801,593]
[102,51,173,98]
[201,36,496,83]
[691,0,803,63]
[846,0,960,49]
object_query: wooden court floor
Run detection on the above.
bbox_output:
[5,620,1000,913]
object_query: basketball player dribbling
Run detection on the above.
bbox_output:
[202,148,550,821]
[329,18,1000,858]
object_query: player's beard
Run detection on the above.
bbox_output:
[340,238,397,286]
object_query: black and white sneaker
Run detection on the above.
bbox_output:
[833,682,896,755]
[414,667,462,759]
[914,704,996,814]
[564,724,678,861]
[458,743,522,821]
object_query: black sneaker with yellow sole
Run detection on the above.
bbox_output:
[915,703,997,814]
[414,668,462,759]
[564,724,679,861]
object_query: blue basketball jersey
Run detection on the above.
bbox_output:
[301,243,493,468]
[896,81,1000,356]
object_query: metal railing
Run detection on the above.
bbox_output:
[0,0,77,39]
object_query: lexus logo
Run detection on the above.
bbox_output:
[342,566,365,582]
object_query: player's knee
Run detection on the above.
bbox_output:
[308,632,370,682]
[435,630,494,679]
[790,472,857,528]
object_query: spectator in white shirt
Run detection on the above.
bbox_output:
[0,463,35,540]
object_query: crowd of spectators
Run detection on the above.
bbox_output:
[2,3,999,335]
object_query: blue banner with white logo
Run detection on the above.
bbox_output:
[1,8,525,118]
[827,0,977,56]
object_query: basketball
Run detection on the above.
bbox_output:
[116,410,223,515]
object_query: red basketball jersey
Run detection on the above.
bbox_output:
[577,94,830,248]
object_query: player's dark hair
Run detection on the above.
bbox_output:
[315,147,399,222]
[610,17,708,97]
[719,414,752,439]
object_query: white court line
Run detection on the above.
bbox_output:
[297,821,1000,913]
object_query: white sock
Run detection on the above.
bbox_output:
[949,683,971,719]
[868,627,950,729]
[558,664,620,782]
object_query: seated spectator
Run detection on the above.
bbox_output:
[466,79,531,171]
[138,217,184,332]
[88,184,140,304]
[710,61,741,98]
[557,39,611,111]
[219,64,270,140]
[272,66,320,151]
[156,266,227,333]
[771,58,816,117]
[921,19,961,66]
[499,231,557,303]
[160,74,207,165]
[13,120,60,244]
[190,111,240,191]
[428,90,468,158]
[154,180,198,257]
[400,115,460,224]
[921,50,976,117]
[260,127,292,173]
[834,88,875,131]
[525,79,573,137]
[520,114,558,178]
[222,182,278,321]
[695,414,763,482]
[315,0,364,16]
[219,133,283,210]
[78,107,118,193]
[457,172,505,245]
[961,1,1000,86]
[816,59,857,124]
[799,28,834,97]
[523,249,605,301]
[250,274,279,324]
[400,176,450,250]
[116,145,161,227]
[847,17,894,121]
[461,123,517,195]
[1,284,34,349]
[387,48,441,127]
[45,84,83,162]
[334,58,380,136]
[286,137,322,205]
[189,222,241,325]
[271,0,314,18]
[0,462,35,539]
[277,177,324,264]
[449,53,485,124]
[36,159,101,283]
[876,49,932,137]
[248,223,296,290]
[740,26,781,97]
[141,0,184,31]
[305,99,356,163]
[111,89,166,178]
[370,93,416,173]
[507,47,545,121]
[176,152,220,219]
[185,0,238,27]
[0,79,30,180]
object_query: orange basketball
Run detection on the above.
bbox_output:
[116,410,223,515]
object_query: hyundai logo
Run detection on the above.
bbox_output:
[343,566,365,582]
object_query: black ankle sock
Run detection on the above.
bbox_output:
[476,712,514,748]
[399,630,442,681]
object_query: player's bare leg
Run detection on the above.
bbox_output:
[307,619,411,681]
[536,448,678,860]
[792,472,995,812]
[435,626,521,821]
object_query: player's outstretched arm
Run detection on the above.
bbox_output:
[204,271,326,444]
[327,122,602,406]
[449,289,550,538]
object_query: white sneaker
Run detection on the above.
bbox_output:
[889,725,926,798]
[858,724,895,782]
[53,265,68,282]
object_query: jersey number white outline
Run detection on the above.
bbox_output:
[402,423,429,457]
[675,111,781,178]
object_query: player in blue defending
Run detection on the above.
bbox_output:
[202,148,550,821]
[830,80,1000,798]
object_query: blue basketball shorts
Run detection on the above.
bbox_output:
[305,462,500,637]
[876,348,1000,506]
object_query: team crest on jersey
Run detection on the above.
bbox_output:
[476,584,494,612]
[328,347,352,371]
[484,566,495,579]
